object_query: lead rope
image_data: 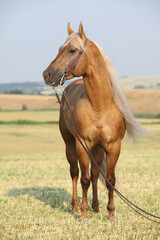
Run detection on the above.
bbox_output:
[53,85,160,224]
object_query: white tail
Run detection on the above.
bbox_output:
[99,154,120,189]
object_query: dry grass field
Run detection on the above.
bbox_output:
[0,111,59,123]
[0,89,160,239]
[124,89,160,115]
[0,108,160,239]
[0,94,59,110]
[0,89,160,117]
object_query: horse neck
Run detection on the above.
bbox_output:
[83,41,113,112]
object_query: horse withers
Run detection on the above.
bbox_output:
[43,22,144,220]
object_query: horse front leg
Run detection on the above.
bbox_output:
[66,142,79,213]
[105,140,121,221]
[76,141,90,220]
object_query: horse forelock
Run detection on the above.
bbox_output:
[62,33,83,50]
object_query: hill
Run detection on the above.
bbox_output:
[123,89,160,117]
[0,90,160,117]
[119,76,160,89]
[0,81,52,95]
[0,76,160,95]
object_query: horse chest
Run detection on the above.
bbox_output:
[76,112,114,146]
[74,100,123,147]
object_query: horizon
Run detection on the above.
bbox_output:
[1,1,160,84]
[0,75,160,85]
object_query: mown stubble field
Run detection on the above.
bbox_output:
[0,110,160,239]
[0,90,160,117]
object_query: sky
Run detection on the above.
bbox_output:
[0,0,160,83]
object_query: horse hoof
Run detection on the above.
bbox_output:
[71,210,79,217]
[108,217,116,223]
[93,208,99,213]
[79,213,88,221]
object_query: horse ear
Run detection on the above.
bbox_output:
[67,23,74,35]
[78,21,86,39]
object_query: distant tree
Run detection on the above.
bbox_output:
[134,85,145,89]
[4,90,9,94]
[5,89,24,94]
[22,104,27,111]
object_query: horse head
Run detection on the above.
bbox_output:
[43,22,88,87]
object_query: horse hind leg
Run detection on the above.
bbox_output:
[105,140,121,221]
[91,165,99,213]
[91,146,104,213]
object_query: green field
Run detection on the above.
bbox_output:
[0,111,160,239]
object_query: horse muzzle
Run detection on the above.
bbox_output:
[43,67,64,87]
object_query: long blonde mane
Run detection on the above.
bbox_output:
[94,42,145,141]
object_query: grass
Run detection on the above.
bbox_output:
[0,149,160,239]
[0,124,63,154]
[0,111,160,126]
[0,111,160,239]
[0,110,60,125]
[0,111,59,122]
[0,120,58,125]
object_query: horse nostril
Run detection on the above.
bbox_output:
[43,70,50,80]
[46,73,50,79]
[44,72,50,81]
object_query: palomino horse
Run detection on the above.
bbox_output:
[43,22,143,220]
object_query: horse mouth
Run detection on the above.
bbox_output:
[43,70,66,87]
[50,75,66,87]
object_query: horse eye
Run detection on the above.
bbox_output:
[69,49,76,54]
